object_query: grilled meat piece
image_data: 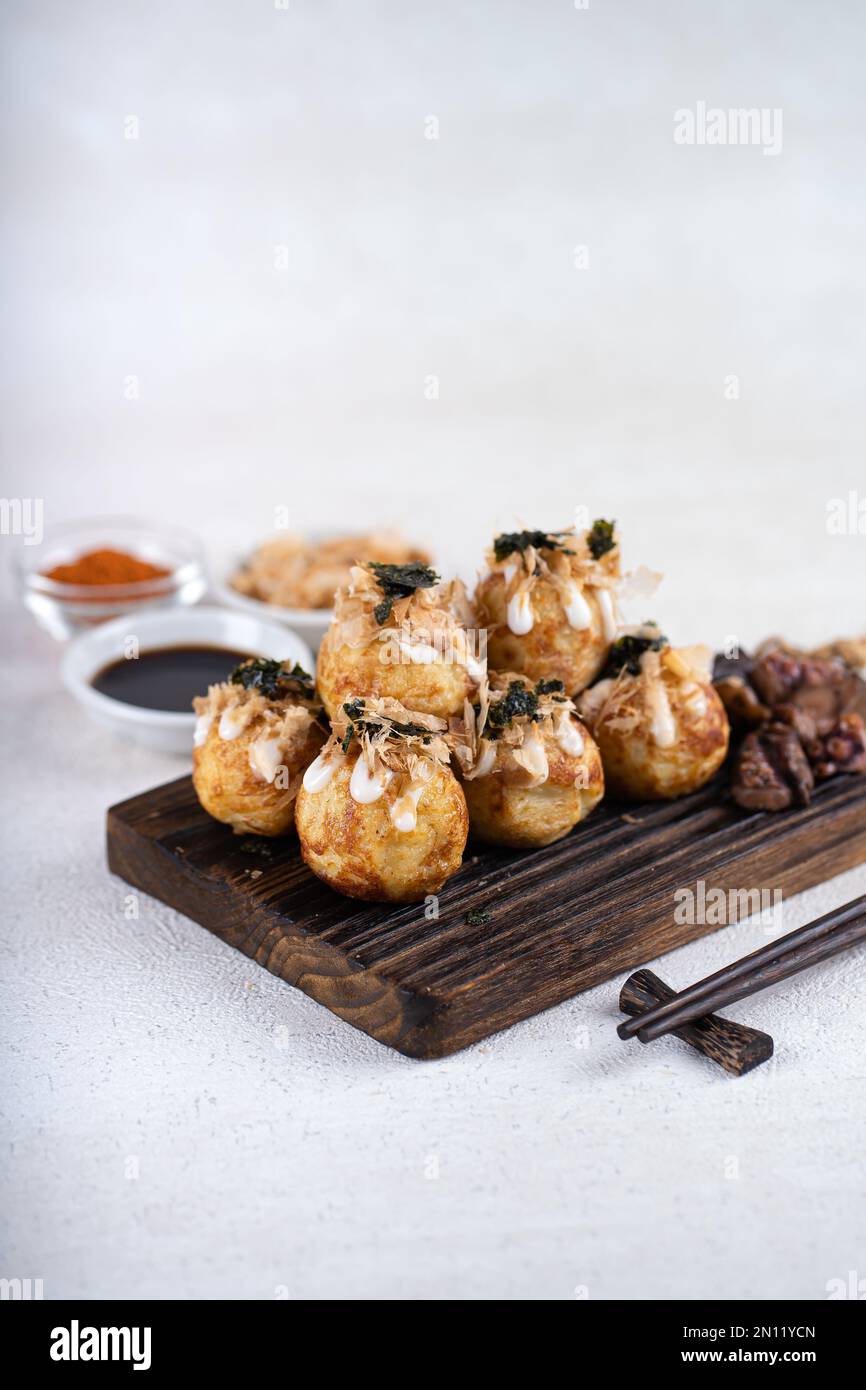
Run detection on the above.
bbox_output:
[749,649,805,708]
[808,712,866,781]
[731,721,814,811]
[714,674,771,729]
[731,730,795,811]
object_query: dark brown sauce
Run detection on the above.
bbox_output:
[91,645,256,713]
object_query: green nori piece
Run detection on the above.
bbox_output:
[466,907,491,925]
[486,680,539,732]
[238,838,275,858]
[587,518,616,560]
[367,561,440,625]
[340,700,434,752]
[373,598,393,625]
[482,677,564,737]
[492,530,574,563]
[599,630,667,680]
[229,658,315,701]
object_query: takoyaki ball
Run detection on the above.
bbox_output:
[192,659,326,836]
[577,629,730,801]
[453,673,604,849]
[316,561,483,721]
[474,522,621,696]
[295,697,468,902]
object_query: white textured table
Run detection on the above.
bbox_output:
[2,599,865,1300]
[3,0,866,1301]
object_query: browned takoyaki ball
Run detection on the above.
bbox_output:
[578,632,729,801]
[294,697,468,902]
[474,522,620,696]
[454,673,604,849]
[192,660,326,836]
[317,627,476,722]
[316,561,482,721]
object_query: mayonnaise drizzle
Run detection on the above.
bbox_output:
[647,680,677,747]
[577,677,613,730]
[463,650,486,682]
[507,588,534,635]
[389,780,426,833]
[555,711,584,756]
[597,587,617,642]
[248,734,285,785]
[302,750,343,793]
[349,756,393,804]
[562,580,592,631]
[397,638,439,666]
[194,711,214,748]
[682,683,707,718]
[218,705,251,740]
[517,726,549,784]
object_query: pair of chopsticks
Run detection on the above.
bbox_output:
[619,892,866,1048]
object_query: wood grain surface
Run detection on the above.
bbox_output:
[619,968,774,1076]
[106,772,866,1058]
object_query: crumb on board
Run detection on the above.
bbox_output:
[466,907,492,925]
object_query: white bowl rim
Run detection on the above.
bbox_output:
[61,605,314,727]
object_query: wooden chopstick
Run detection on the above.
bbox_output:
[634,911,866,1045]
[619,969,774,1076]
[618,892,866,1042]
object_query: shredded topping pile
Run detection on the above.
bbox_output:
[329,562,480,669]
[229,658,317,702]
[483,521,621,616]
[300,696,456,831]
[483,676,570,736]
[193,661,323,784]
[452,672,581,785]
[366,561,439,625]
[578,630,714,742]
[492,529,577,563]
[328,696,451,778]
[599,625,668,680]
[230,531,430,610]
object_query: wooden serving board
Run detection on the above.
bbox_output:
[106,774,866,1058]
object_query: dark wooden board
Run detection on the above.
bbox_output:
[106,773,866,1058]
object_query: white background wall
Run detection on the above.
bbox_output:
[2,1,865,1303]
[2,0,864,642]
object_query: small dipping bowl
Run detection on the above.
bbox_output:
[62,606,314,755]
[16,516,207,640]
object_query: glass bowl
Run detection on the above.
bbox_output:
[15,516,207,639]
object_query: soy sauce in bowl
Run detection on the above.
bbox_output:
[91,645,254,713]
